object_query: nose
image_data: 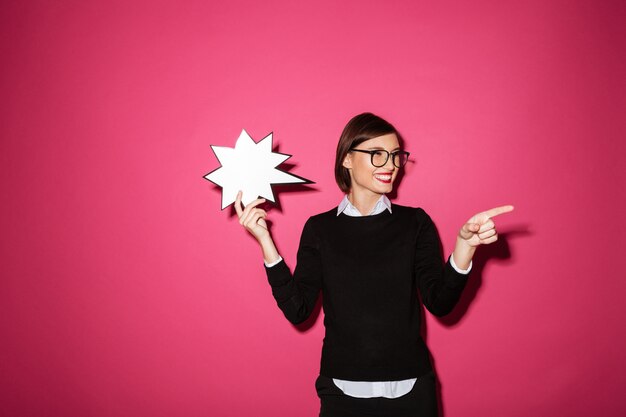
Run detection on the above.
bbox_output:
[383,153,395,170]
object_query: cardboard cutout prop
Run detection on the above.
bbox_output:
[204,129,312,209]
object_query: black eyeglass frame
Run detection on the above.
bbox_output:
[349,148,410,168]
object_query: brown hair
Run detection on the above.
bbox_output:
[334,112,400,193]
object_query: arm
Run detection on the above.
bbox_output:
[415,204,515,316]
[415,210,470,317]
[235,191,322,325]
[264,218,322,324]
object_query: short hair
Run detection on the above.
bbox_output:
[334,112,400,193]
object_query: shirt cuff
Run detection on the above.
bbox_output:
[264,255,283,268]
[450,253,472,274]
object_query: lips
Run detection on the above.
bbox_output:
[374,173,393,184]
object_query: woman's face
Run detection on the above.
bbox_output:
[342,133,401,197]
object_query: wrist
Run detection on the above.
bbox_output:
[258,233,273,246]
[453,236,476,270]
[456,234,474,249]
[258,234,279,264]
[455,237,477,255]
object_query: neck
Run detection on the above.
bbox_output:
[347,191,383,216]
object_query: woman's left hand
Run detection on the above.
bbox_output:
[459,205,514,247]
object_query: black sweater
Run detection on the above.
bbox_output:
[265,204,470,381]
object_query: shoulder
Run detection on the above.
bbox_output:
[390,204,436,233]
[390,203,431,221]
[311,206,338,219]
[302,206,338,230]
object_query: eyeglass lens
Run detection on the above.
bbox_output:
[371,151,408,168]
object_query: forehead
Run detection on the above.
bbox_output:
[359,133,400,149]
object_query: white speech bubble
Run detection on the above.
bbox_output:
[204,129,313,209]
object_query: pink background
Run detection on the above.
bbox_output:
[1,0,625,416]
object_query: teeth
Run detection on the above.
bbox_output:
[375,175,391,180]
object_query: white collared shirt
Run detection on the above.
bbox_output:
[337,194,393,217]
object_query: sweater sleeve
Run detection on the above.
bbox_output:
[414,209,470,317]
[264,217,322,325]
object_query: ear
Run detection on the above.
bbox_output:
[342,153,353,169]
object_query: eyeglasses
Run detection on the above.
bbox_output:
[349,148,410,168]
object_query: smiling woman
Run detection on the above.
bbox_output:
[233,112,513,417]
[334,114,404,192]
[341,132,408,213]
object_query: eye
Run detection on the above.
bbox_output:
[373,151,384,156]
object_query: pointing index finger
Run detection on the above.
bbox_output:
[484,205,514,219]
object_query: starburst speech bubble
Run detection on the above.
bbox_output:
[204,129,313,209]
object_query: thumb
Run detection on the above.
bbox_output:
[460,222,479,239]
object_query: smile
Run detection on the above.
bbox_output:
[374,174,393,183]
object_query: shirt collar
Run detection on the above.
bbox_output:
[337,194,392,217]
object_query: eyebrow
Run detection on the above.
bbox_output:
[365,146,402,151]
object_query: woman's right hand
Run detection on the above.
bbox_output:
[234,190,270,242]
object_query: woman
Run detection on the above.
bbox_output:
[234,113,513,417]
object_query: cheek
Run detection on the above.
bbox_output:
[352,161,372,178]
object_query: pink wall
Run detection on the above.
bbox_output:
[1,0,625,416]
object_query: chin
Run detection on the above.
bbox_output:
[373,184,393,194]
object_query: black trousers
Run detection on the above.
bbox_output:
[315,371,439,417]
